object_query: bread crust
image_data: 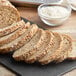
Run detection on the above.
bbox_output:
[13,29,45,61]
[0,24,38,53]
[12,30,73,65]
[39,32,63,65]
[26,31,54,63]
[0,22,30,46]
[55,34,72,63]
[0,0,20,28]
[0,20,25,37]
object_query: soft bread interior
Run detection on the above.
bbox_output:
[39,32,62,64]
[0,4,20,28]
[13,29,44,60]
[55,34,72,63]
[26,31,53,63]
[68,41,76,60]
[0,22,30,46]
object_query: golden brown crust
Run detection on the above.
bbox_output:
[0,0,20,28]
[25,29,46,63]
[0,22,30,46]
[55,34,72,63]
[0,20,25,37]
[13,29,45,61]
[26,31,54,63]
[39,32,62,65]
[12,30,73,65]
[0,24,38,53]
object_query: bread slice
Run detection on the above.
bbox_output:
[0,22,30,46]
[39,32,62,65]
[26,31,54,63]
[0,24,38,53]
[67,41,76,60]
[55,34,72,63]
[0,0,20,28]
[13,29,46,61]
[0,20,26,37]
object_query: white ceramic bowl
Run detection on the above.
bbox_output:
[38,3,72,26]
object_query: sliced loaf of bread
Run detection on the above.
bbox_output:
[13,29,46,61]
[0,20,25,37]
[0,0,20,28]
[0,22,30,46]
[55,34,72,63]
[26,31,54,63]
[39,32,62,65]
[0,24,38,53]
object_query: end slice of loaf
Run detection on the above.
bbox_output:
[55,34,72,63]
[13,29,46,61]
[0,0,20,28]
[0,20,25,37]
[67,41,76,60]
[39,32,62,65]
[0,24,38,53]
[0,22,30,46]
[26,31,54,63]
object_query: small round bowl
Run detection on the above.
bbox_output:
[38,3,72,26]
[67,0,76,11]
